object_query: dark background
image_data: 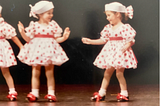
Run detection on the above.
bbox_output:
[0,0,158,85]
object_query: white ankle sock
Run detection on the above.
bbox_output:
[120,90,128,97]
[98,88,106,97]
[31,89,39,97]
[48,90,55,96]
[9,88,16,94]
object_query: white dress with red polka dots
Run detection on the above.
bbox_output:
[17,20,69,66]
[0,18,17,67]
[93,24,138,69]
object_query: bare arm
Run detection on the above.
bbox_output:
[82,37,106,45]
[17,21,31,42]
[121,41,134,53]
[11,36,23,49]
[55,27,70,43]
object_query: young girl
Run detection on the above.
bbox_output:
[0,6,23,101]
[17,1,70,102]
[82,2,137,102]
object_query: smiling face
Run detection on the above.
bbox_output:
[38,8,54,23]
[105,11,121,26]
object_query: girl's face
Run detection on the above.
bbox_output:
[39,9,54,23]
[105,11,121,26]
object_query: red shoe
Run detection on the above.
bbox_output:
[26,93,38,102]
[44,94,57,102]
[7,92,18,101]
[90,92,105,102]
[117,93,129,102]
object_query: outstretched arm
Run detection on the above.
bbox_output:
[17,21,31,42]
[11,36,23,49]
[82,37,106,45]
[55,27,70,43]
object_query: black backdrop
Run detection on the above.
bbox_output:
[0,0,158,85]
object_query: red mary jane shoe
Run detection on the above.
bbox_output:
[26,93,38,102]
[117,93,129,102]
[7,92,18,101]
[90,92,105,102]
[44,94,57,102]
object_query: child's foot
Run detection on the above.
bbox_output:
[90,92,105,102]
[44,94,57,102]
[7,92,18,101]
[117,93,129,102]
[26,93,38,102]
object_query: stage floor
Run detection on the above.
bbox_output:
[0,84,159,106]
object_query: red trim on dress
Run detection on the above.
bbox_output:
[0,37,4,39]
[109,37,123,40]
[34,34,54,38]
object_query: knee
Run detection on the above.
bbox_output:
[104,71,112,78]
[103,68,115,78]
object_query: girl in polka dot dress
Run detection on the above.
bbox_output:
[0,6,23,101]
[82,2,137,102]
[17,1,70,102]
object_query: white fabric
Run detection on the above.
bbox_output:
[17,20,69,66]
[0,6,2,14]
[126,5,134,19]
[94,24,137,69]
[98,88,106,97]
[120,90,128,97]
[9,88,16,94]
[105,2,126,12]
[31,89,39,97]
[48,90,55,96]
[0,17,17,67]
[105,2,134,19]
[29,1,54,18]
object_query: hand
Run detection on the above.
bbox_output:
[63,27,70,40]
[82,37,91,44]
[19,45,24,50]
[121,42,132,53]
[17,21,25,33]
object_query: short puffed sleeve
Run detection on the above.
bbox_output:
[100,24,111,42]
[3,23,17,39]
[122,24,136,43]
[25,21,35,39]
[50,20,63,38]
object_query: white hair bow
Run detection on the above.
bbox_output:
[29,4,38,19]
[126,5,134,19]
